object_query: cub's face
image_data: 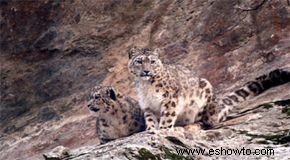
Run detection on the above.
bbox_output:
[87,86,119,113]
[128,47,163,80]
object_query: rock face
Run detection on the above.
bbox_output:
[0,0,290,159]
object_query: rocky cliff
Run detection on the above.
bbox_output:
[0,0,290,159]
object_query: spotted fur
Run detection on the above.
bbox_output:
[128,47,214,131]
[128,47,290,131]
[203,68,290,127]
[87,86,145,144]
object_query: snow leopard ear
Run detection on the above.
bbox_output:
[128,46,139,59]
[152,48,160,57]
[107,87,117,101]
[90,85,102,99]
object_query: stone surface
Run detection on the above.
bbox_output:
[44,93,290,159]
[43,146,70,160]
[1,0,290,159]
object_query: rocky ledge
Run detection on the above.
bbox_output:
[44,84,290,160]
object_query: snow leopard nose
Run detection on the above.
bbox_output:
[142,70,151,76]
[88,103,100,112]
[144,70,150,74]
[89,107,100,112]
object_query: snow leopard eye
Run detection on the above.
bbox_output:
[94,93,101,99]
[135,59,142,65]
[150,60,156,64]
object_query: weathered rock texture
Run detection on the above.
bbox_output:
[43,84,290,160]
[0,0,290,159]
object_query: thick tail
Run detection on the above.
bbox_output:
[216,68,290,122]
